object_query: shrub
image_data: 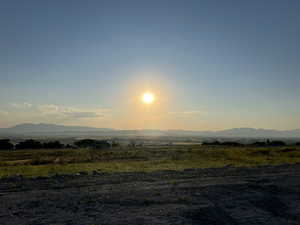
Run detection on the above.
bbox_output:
[250,141,267,147]
[251,149,271,156]
[202,141,243,146]
[74,139,111,149]
[65,144,76,149]
[0,139,14,150]
[278,148,296,153]
[250,140,286,147]
[43,141,64,149]
[202,141,221,146]
[221,141,244,147]
[128,140,137,148]
[15,139,43,150]
[269,141,286,146]
[111,141,120,148]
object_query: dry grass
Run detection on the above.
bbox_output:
[1,146,300,178]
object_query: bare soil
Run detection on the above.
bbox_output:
[1,164,300,225]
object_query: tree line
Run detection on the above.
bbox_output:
[202,140,300,147]
[0,138,300,150]
[0,139,117,150]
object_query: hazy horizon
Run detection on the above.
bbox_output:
[1,122,300,133]
[1,1,300,130]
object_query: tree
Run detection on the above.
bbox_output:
[65,144,76,149]
[128,140,136,148]
[269,140,286,146]
[250,141,266,147]
[111,140,120,148]
[0,139,14,150]
[43,141,64,149]
[15,139,43,150]
[74,139,111,149]
[221,141,244,147]
[202,141,220,146]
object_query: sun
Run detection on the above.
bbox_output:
[142,92,155,104]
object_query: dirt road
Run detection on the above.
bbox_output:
[1,164,300,225]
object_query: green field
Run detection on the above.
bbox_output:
[1,145,300,178]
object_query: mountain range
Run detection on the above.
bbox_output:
[0,123,299,138]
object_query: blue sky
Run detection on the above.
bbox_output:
[0,0,299,130]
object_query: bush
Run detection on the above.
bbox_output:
[128,140,137,148]
[43,141,65,149]
[269,141,286,146]
[15,139,43,150]
[65,144,76,149]
[0,139,14,150]
[202,141,243,146]
[202,141,221,146]
[221,141,244,147]
[74,139,111,149]
[250,140,286,147]
[111,141,120,148]
[250,141,267,147]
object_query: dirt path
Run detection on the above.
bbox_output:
[1,164,300,225]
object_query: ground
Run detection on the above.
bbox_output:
[1,146,300,178]
[1,164,300,225]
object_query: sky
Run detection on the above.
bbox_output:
[0,0,300,130]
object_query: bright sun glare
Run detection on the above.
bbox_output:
[142,92,155,104]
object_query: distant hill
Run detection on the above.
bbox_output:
[209,128,300,138]
[163,128,300,138]
[0,123,114,135]
[0,123,299,138]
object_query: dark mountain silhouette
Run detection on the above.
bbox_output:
[0,123,299,138]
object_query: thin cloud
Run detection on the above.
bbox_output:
[63,111,101,118]
[37,104,60,114]
[8,102,110,121]
[37,104,109,119]
[10,102,32,108]
[168,110,203,117]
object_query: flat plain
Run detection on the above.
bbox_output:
[1,146,300,224]
[1,145,300,178]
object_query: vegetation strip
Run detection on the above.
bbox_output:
[1,143,300,178]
